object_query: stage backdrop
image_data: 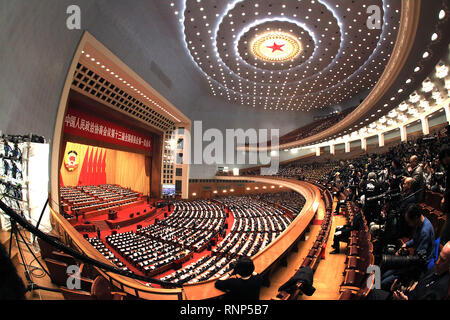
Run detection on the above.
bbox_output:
[60,142,150,195]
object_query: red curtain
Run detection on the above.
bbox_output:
[92,148,99,185]
[101,149,107,185]
[78,147,90,186]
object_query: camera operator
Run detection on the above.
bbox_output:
[368,241,450,300]
[380,204,435,290]
[360,172,382,223]
[214,257,263,300]
[439,145,450,245]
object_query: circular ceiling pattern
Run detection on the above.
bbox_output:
[250,32,302,63]
[237,20,315,71]
[170,0,401,112]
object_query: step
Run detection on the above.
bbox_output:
[0,230,15,251]
[10,247,20,269]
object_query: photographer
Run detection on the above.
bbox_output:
[394,177,420,238]
[368,241,450,300]
[330,210,364,254]
[214,257,263,300]
[380,204,435,290]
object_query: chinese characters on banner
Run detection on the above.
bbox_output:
[63,107,152,152]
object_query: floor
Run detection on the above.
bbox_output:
[259,197,348,300]
[259,224,321,300]
[301,215,347,300]
[1,230,64,300]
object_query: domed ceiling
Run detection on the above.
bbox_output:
[168,0,401,112]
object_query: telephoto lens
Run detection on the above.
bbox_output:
[381,251,427,270]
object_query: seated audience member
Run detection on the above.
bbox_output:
[330,211,364,254]
[381,204,435,290]
[0,243,26,300]
[214,257,263,300]
[368,241,450,300]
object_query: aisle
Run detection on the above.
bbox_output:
[259,224,321,300]
[301,200,347,300]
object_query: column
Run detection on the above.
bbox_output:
[378,133,385,147]
[315,146,320,157]
[329,143,335,155]
[361,137,367,151]
[345,141,351,153]
[400,125,407,142]
[444,104,450,124]
[421,116,429,135]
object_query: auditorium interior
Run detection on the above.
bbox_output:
[1,0,450,302]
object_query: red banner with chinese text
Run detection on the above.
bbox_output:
[64,107,152,152]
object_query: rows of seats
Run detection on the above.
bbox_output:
[38,237,130,300]
[86,237,130,272]
[160,256,234,285]
[254,191,306,217]
[338,202,375,300]
[159,196,297,285]
[277,107,356,145]
[137,200,226,252]
[105,231,189,276]
[60,184,140,214]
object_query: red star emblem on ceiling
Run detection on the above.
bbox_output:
[267,42,285,53]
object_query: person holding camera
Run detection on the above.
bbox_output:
[408,155,425,202]
[214,257,263,300]
[361,172,382,223]
[380,204,435,290]
[368,241,450,300]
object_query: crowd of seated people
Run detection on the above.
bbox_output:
[86,237,130,272]
[60,184,141,215]
[278,107,356,145]
[253,191,306,217]
[138,200,226,252]
[160,196,296,285]
[105,231,189,276]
